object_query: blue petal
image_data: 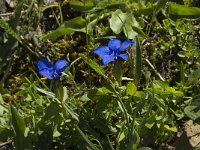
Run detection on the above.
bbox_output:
[93,46,111,58]
[108,39,121,52]
[37,59,53,71]
[119,41,134,52]
[55,59,69,73]
[102,55,115,65]
[39,68,54,79]
[118,53,129,61]
[53,71,62,78]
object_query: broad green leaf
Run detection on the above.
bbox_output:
[70,1,94,11]
[123,15,139,39]
[42,17,86,40]
[169,3,200,20]
[80,54,106,78]
[126,82,137,96]
[110,9,127,34]
[134,36,142,84]
[110,9,143,39]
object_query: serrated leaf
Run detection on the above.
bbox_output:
[80,54,106,78]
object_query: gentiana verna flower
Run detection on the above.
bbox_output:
[37,59,71,79]
[93,39,134,65]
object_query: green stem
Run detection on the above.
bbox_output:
[109,80,129,124]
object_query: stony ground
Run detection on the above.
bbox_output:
[170,120,200,150]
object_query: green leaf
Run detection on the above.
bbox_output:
[70,1,94,11]
[123,15,141,39]
[188,68,200,83]
[110,9,143,39]
[118,131,125,142]
[59,17,86,31]
[10,106,25,136]
[105,2,127,10]
[80,54,106,78]
[169,3,200,20]
[126,82,137,96]
[75,126,100,150]
[138,0,168,16]
[134,36,142,84]
[184,105,200,120]
[62,86,68,102]
[63,102,79,122]
[10,105,26,150]
[164,125,177,132]
[138,4,157,16]
[40,101,61,123]
[36,87,55,98]
[110,9,127,34]
[137,147,153,150]
[155,0,168,14]
[42,17,86,40]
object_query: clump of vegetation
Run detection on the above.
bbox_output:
[0,0,200,149]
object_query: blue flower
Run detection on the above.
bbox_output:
[37,59,71,79]
[93,39,134,65]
